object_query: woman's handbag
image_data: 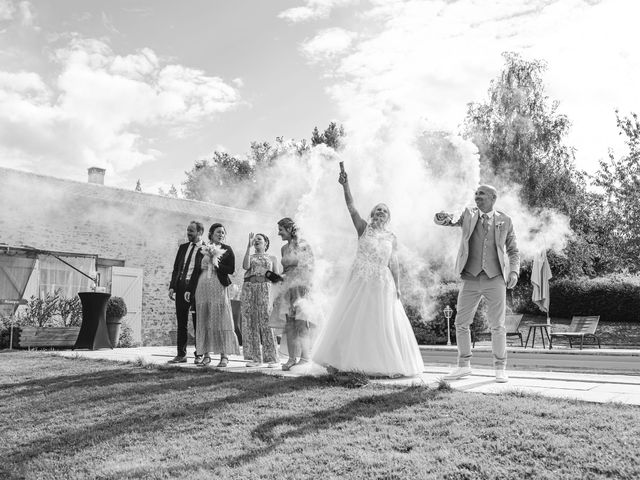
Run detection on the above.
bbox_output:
[265,270,284,283]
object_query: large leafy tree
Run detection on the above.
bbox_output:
[464,52,584,218]
[182,152,253,204]
[592,111,640,272]
[181,136,312,205]
[463,52,607,277]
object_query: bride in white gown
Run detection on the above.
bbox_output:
[312,167,424,377]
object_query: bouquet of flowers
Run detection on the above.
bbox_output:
[201,243,226,278]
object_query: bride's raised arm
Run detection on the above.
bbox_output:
[339,170,367,237]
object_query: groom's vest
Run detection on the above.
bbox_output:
[463,216,501,278]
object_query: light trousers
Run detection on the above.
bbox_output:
[455,272,506,369]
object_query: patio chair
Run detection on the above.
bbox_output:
[472,314,523,347]
[549,315,601,350]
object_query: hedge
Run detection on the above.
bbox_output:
[511,275,640,323]
[406,283,487,344]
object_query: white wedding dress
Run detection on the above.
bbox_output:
[313,224,424,377]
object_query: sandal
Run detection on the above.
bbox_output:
[199,356,211,367]
[216,356,229,368]
[281,359,297,371]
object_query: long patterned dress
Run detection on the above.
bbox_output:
[240,253,278,363]
[195,254,240,356]
[313,224,423,377]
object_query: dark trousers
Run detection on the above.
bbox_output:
[175,282,197,357]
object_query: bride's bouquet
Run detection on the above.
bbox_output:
[201,243,226,278]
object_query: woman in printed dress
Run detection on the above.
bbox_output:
[240,232,280,368]
[186,223,240,367]
[312,168,423,377]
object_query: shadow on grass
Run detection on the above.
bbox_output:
[222,385,437,469]
[3,354,440,471]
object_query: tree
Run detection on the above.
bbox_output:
[592,111,640,272]
[463,52,613,277]
[311,122,346,151]
[464,52,583,217]
[158,184,179,198]
[182,153,254,204]
[135,179,142,192]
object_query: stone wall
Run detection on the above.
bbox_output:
[0,168,274,345]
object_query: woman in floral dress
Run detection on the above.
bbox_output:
[187,223,240,367]
[240,232,280,368]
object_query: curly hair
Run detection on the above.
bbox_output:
[277,217,298,240]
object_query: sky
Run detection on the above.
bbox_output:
[1,0,639,195]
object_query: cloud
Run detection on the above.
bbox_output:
[0,37,243,179]
[298,0,640,174]
[18,1,34,27]
[0,0,16,21]
[279,0,359,23]
[301,28,356,62]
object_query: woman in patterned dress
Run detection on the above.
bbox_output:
[312,169,423,377]
[186,223,240,367]
[240,232,280,368]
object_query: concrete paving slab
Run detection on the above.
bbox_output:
[55,346,640,406]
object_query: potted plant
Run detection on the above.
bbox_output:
[16,292,84,348]
[106,296,128,347]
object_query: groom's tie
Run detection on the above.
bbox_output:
[481,213,489,235]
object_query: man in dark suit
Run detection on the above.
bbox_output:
[168,221,204,363]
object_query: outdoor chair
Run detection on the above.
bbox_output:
[472,314,523,347]
[549,315,601,350]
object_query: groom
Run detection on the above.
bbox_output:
[434,185,520,383]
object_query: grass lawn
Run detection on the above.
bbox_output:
[2,351,640,480]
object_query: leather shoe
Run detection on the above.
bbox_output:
[495,370,509,383]
[444,366,472,380]
[168,356,187,364]
[194,355,204,365]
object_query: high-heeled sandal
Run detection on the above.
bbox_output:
[199,356,211,366]
[216,356,228,368]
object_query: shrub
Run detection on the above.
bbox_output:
[57,297,83,327]
[406,283,487,344]
[106,296,128,320]
[512,274,640,323]
[14,291,84,328]
[118,323,139,348]
[0,314,19,349]
[17,292,61,327]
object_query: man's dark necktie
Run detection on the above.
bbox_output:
[180,244,195,283]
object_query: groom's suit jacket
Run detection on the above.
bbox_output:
[448,207,520,282]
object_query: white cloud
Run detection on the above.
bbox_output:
[0,37,243,178]
[18,1,34,27]
[299,0,640,174]
[0,0,15,21]
[279,0,358,23]
[301,28,355,62]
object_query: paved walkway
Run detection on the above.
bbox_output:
[56,346,640,406]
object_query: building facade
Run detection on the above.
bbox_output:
[0,166,274,346]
